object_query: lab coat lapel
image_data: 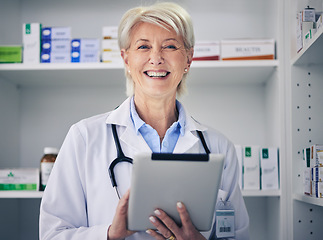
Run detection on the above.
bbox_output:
[173,110,208,153]
[106,97,151,153]
[173,130,199,153]
[119,126,151,153]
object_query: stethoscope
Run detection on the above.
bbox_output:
[108,124,210,199]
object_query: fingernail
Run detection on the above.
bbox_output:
[154,209,161,216]
[146,229,153,235]
[177,202,183,208]
[149,216,156,223]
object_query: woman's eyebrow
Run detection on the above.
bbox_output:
[135,39,149,44]
[164,38,180,43]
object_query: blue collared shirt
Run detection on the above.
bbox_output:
[130,97,185,153]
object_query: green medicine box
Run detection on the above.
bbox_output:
[0,45,22,63]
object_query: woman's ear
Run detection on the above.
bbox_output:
[187,47,194,68]
[121,49,129,66]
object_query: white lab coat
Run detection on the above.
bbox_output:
[39,97,249,240]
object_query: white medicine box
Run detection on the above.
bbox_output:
[220,39,275,60]
[243,146,260,190]
[234,145,243,189]
[23,23,41,63]
[192,41,220,61]
[260,147,279,190]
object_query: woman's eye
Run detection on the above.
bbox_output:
[138,45,149,50]
[164,45,177,50]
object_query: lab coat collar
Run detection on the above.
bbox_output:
[105,97,209,153]
[105,97,151,153]
[173,108,208,153]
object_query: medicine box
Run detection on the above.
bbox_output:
[101,39,119,52]
[71,38,100,52]
[0,46,22,63]
[304,168,312,195]
[71,51,99,63]
[41,52,70,63]
[317,14,323,30]
[303,147,311,167]
[101,51,123,64]
[23,23,41,63]
[302,7,316,22]
[220,39,275,60]
[313,166,323,182]
[243,146,260,190]
[260,147,279,190]
[0,168,39,191]
[311,144,323,167]
[304,29,317,45]
[193,41,220,61]
[234,145,243,189]
[41,39,71,53]
[42,27,71,40]
[102,26,118,39]
[312,181,323,198]
[296,12,303,53]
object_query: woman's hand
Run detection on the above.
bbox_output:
[107,189,136,240]
[146,202,206,240]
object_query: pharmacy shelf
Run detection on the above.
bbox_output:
[294,194,323,207]
[242,189,281,197]
[0,60,278,86]
[0,191,43,198]
[291,27,323,66]
[0,190,280,199]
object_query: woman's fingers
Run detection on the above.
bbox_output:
[149,213,175,239]
[108,189,135,240]
[146,202,206,240]
[176,201,194,228]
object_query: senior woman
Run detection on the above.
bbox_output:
[39,2,249,240]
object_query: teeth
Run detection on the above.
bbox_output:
[146,71,168,77]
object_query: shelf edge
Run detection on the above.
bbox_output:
[293,193,323,207]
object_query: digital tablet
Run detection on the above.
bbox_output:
[127,152,225,231]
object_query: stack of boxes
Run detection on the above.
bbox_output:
[71,39,100,63]
[235,145,279,190]
[296,6,323,53]
[303,144,323,198]
[192,39,275,62]
[41,27,71,63]
[101,26,123,64]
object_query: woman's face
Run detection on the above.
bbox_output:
[121,22,193,99]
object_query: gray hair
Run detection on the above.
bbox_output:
[118,2,195,97]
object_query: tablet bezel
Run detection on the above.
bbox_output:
[127,152,224,231]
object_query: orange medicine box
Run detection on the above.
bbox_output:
[220,39,275,60]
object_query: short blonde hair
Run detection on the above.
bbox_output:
[118,2,195,97]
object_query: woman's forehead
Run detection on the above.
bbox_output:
[129,22,181,43]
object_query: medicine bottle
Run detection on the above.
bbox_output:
[40,147,59,191]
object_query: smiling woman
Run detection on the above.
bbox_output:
[39,2,250,240]
[121,22,192,107]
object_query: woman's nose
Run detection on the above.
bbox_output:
[148,49,164,65]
